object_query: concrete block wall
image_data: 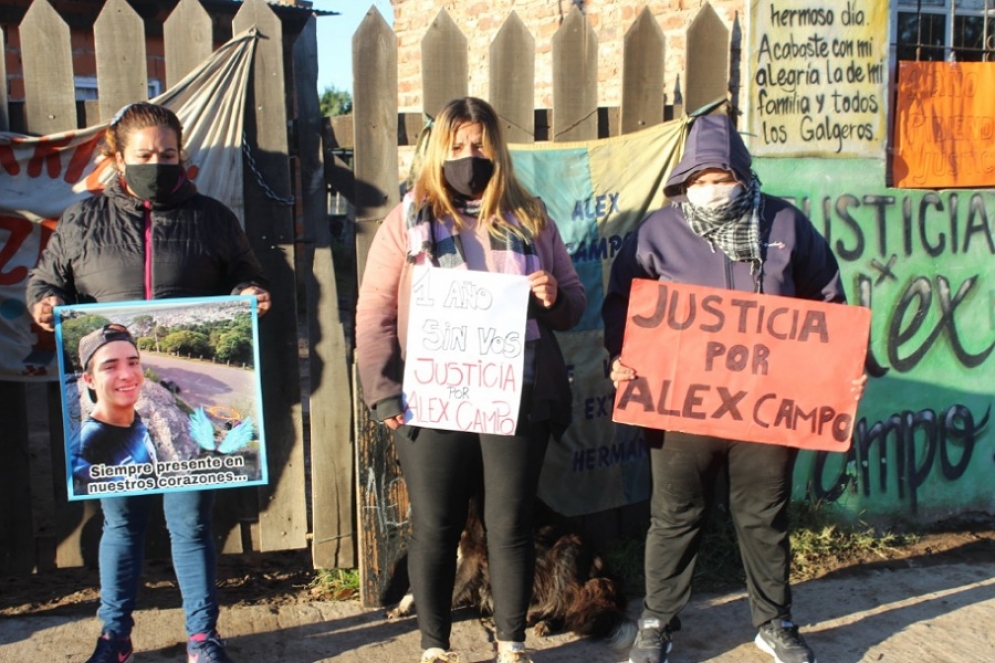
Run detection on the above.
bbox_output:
[392,0,745,113]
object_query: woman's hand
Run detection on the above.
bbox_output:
[240,286,271,317]
[382,413,406,430]
[528,270,558,308]
[610,355,636,389]
[31,295,65,332]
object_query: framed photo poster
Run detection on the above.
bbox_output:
[53,296,268,500]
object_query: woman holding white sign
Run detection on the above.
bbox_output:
[356,97,585,663]
[603,114,846,663]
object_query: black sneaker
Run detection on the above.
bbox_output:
[628,617,672,663]
[187,631,234,663]
[755,620,817,663]
[85,632,134,663]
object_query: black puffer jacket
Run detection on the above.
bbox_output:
[27,177,265,305]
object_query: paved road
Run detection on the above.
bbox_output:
[3,558,993,662]
[143,353,257,420]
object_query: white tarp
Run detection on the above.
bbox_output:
[0,31,258,381]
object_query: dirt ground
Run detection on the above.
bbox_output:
[4,516,994,618]
[2,517,995,662]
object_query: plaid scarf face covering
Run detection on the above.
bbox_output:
[681,173,764,282]
[404,198,543,338]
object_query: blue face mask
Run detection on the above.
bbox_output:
[124,163,183,202]
[443,156,494,198]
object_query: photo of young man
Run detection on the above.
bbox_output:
[73,324,158,495]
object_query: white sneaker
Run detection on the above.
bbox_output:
[420,648,461,663]
[495,651,533,663]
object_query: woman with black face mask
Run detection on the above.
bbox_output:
[356,97,586,663]
[27,102,269,663]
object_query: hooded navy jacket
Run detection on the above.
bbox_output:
[602,115,844,359]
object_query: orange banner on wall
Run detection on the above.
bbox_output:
[893,61,995,189]
[612,280,870,452]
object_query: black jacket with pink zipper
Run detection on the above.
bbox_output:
[27,176,265,306]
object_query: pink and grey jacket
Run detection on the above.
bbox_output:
[356,194,586,439]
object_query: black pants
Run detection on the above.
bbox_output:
[394,422,550,651]
[641,432,797,629]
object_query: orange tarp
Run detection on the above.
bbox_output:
[612,280,870,452]
[893,61,995,189]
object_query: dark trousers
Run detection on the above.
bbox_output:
[394,422,549,651]
[642,432,796,629]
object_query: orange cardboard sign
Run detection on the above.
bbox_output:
[893,61,995,189]
[612,280,871,452]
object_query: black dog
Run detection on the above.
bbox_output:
[388,496,637,650]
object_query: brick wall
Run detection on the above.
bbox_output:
[392,0,746,112]
[3,23,172,103]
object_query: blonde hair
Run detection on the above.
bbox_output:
[413,97,547,238]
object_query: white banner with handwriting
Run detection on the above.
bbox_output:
[402,266,529,435]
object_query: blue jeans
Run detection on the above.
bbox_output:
[98,490,218,638]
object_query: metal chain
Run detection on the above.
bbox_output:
[241,130,295,206]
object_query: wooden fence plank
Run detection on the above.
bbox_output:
[20,0,77,134]
[352,7,399,268]
[17,0,99,570]
[552,5,598,142]
[490,11,535,144]
[730,14,743,114]
[0,382,35,574]
[671,76,684,120]
[164,0,214,89]
[0,26,8,131]
[30,382,64,570]
[46,382,101,569]
[94,0,148,122]
[233,0,307,553]
[297,15,356,571]
[421,9,467,120]
[621,6,665,135]
[352,6,405,609]
[684,3,730,113]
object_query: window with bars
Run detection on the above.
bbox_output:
[896,0,995,61]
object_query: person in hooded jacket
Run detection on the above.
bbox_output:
[355,96,585,663]
[27,102,269,663]
[602,114,844,663]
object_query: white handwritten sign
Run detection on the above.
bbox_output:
[746,0,889,157]
[403,266,530,435]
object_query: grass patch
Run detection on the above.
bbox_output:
[308,568,360,601]
[788,501,914,581]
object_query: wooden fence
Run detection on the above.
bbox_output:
[1,0,738,610]
[0,0,355,575]
[337,4,736,607]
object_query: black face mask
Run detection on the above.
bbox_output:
[123,163,183,202]
[443,156,494,198]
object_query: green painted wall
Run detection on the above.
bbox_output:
[756,157,995,521]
